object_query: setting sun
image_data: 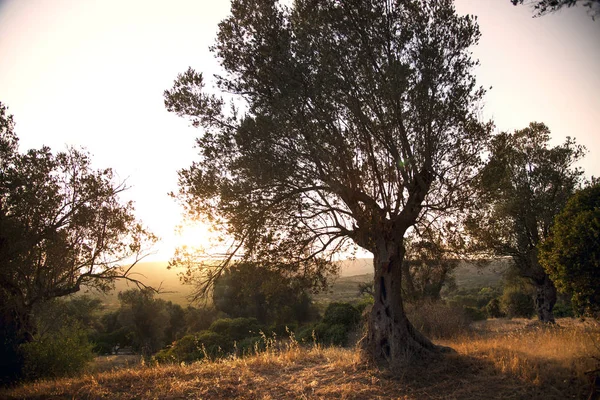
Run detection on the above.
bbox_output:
[171,222,217,253]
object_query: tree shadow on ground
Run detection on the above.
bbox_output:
[366,350,594,400]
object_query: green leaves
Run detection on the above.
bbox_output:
[166,0,489,270]
[540,183,600,316]
[0,103,157,328]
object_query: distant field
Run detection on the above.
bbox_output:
[80,261,193,311]
[84,258,507,310]
[315,259,507,305]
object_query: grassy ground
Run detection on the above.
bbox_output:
[3,318,599,399]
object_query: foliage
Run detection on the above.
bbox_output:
[540,183,600,317]
[463,306,487,321]
[208,317,263,342]
[155,319,262,363]
[212,262,316,325]
[62,296,105,332]
[20,321,94,380]
[155,330,231,363]
[511,0,600,18]
[501,288,535,318]
[236,335,266,355]
[164,302,187,344]
[323,302,360,327]
[0,102,156,382]
[184,306,219,333]
[165,0,490,363]
[117,289,170,356]
[486,298,504,318]
[401,227,460,301]
[446,286,502,310]
[552,296,575,318]
[297,302,361,346]
[466,122,585,322]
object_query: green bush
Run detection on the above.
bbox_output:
[463,306,487,321]
[236,336,265,355]
[320,324,348,346]
[268,321,298,337]
[553,297,575,318]
[354,296,374,314]
[208,317,262,342]
[155,334,201,363]
[323,303,360,327]
[20,322,94,380]
[155,330,231,363]
[296,323,318,345]
[501,288,534,318]
[485,298,504,318]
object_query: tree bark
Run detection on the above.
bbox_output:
[361,239,449,369]
[534,274,557,323]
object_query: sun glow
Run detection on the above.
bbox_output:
[172,222,217,252]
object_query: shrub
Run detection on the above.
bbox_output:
[405,300,471,339]
[20,322,94,380]
[296,324,318,345]
[236,336,265,355]
[268,321,298,337]
[463,306,487,321]
[320,324,348,346]
[553,297,575,318]
[501,288,534,318]
[155,334,201,363]
[323,303,360,327]
[486,298,504,318]
[208,317,262,341]
[155,331,230,363]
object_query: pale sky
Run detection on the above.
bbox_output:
[0,0,598,262]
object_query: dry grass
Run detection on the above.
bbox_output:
[439,318,600,399]
[3,318,599,399]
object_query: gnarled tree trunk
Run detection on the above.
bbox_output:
[534,274,557,323]
[361,239,448,369]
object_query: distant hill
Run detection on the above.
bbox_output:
[80,261,193,311]
[336,258,508,289]
[84,258,508,310]
[336,258,373,276]
[316,258,508,305]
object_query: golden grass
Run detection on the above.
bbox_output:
[3,318,598,399]
[439,318,600,398]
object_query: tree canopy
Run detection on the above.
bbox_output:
[165,0,490,367]
[511,0,600,18]
[0,102,156,341]
[466,122,585,322]
[212,262,314,325]
[540,183,600,316]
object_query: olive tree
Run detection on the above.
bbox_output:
[511,0,600,18]
[165,0,489,367]
[0,102,156,380]
[466,123,585,323]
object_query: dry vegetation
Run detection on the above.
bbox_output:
[3,318,599,399]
